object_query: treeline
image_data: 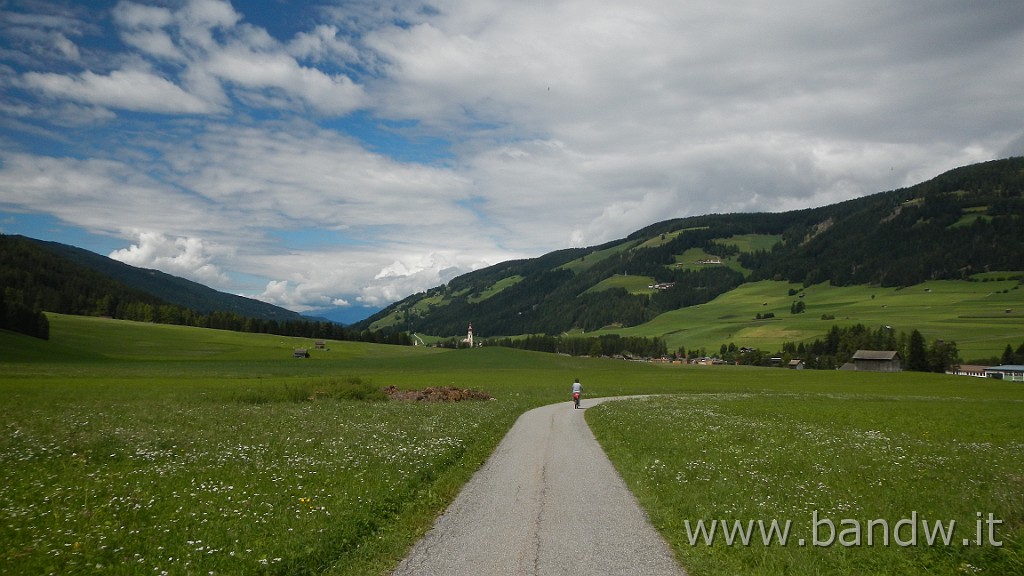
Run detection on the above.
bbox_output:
[487,334,668,358]
[711,324,961,372]
[0,291,49,340]
[110,300,410,344]
[3,283,409,345]
[0,235,407,345]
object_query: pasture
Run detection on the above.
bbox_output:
[2,313,1022,575]
[598,278,1024,361]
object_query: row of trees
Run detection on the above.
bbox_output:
[111,299,411,344]
[998,342,1024,366]
[2,283,410,345]
[708,324,960,372]
[486,334,668,359]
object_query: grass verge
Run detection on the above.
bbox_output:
[588,391,1024,575]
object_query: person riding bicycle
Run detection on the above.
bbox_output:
[571,378,583,409]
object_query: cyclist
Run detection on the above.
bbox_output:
[571,378,583,409]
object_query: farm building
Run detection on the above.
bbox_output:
[983,365,1024,381]
[851,350,902,372]
[947,365,988,378]
[293,348,310,359]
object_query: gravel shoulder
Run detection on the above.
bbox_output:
[390,396,687,576]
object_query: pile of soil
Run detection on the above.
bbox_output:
[383,385,493,402]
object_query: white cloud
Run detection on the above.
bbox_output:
[109,231,231,287]
[288,25,358,63]
[205,47,366,114]
[16,0,366,117]
[118,29,184,61]
[0,153,222,236]
[248,247,496,311]
[112,2,175,29]
[176,0,241,46]
[21,68,216,114]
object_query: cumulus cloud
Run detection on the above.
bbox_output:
[109,231,231,287]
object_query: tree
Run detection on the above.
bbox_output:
[928,340,960,373]
[1002,344,1015,365]
[907,330,929,371]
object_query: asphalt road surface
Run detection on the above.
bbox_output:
[391,397,687,576]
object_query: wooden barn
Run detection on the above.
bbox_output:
[851,350,902,372]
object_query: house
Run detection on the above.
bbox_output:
[983,365,1024,381]
[851,350,902,372]
[788,359,805,370]
[947,364,988,378]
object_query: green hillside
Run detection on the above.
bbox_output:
[358,157,1024,360]
[592,278,1024,361]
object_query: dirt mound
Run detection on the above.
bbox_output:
[383,385,493,402]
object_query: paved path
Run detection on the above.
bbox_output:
[391,397,687,576]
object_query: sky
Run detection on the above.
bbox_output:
[2,0,1023,320]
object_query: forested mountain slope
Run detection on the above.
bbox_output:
[358,157,1024,337]
[1,234,302,332]
[1,235,408,344]
[29,237,302,321]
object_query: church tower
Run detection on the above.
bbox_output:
[466,322,474,348]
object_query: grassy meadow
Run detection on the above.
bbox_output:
[589,389,1024,576]
[596,278,1024,361]
[2,313,1023,575]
